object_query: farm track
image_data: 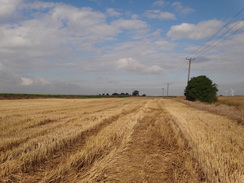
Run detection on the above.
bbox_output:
[0,98,243,182]
[79,100,194,183]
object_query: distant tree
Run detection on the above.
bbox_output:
[125,93,129,95]
[184,75,218,103]
[132,90,139,96]
[112,93,119,96]
[142,94,146,97]
[121,93,125,95]
[106,93,109,96]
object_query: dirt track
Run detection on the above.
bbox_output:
[0,98,243,182]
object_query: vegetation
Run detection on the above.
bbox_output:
[184,75,218,103]
[0,98,196,182]
[0,93,130,99]
[179,97,244,125]
[164,99,244,182]
[0,98,243,182]
[132,90,139,96]
[217,96,244,109]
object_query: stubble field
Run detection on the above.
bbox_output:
[0,98,243,183]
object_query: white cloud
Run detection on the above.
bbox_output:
[153,0,165,7]
[172,2,194,15]
[167,19,223,40]
[21,76,51,86]
[106,8,122,17]
[0,0,23,20]
[36,78,51,85]
[112,37,176,56]
[21,1,56,10]
[111,19,148,30]
[182,33,244,86]
[117,58,162,74]
[0,0,243,96]
[131,14,138,19]
[0,2,122,70]
[228,20,244,32]
[21,77,33,86]
[144,10,176,20]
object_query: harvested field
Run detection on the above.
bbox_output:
[0,98,243,182]
[178,97,244,125]
[217,96,244,110]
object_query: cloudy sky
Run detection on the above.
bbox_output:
[0,0,244,96]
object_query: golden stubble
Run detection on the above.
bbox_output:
[164,99,244,183]
[0,98,243,182]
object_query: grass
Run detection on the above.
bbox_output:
[0,93,130,100]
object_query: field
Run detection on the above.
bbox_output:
[0,98,244,182]
[178,96,244,125]
[217,96,244,109]
[0,93,128,100]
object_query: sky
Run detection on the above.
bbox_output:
[0,0,244,96]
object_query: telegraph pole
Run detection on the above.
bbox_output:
[167,83,170,96]
[186,57,195,82]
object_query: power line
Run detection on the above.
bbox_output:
[173,60,188,80]
[195,19,244,58]
[176,61,189,80]
[171,8,244,91]
[188,8,244,58]
[196,24,244,58]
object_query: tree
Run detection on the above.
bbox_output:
[184,75,218,103]
[132,90,139,96]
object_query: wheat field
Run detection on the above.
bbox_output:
[0,98,243,182]
[217,96,244,109]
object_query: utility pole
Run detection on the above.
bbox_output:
[167,83,170,96]
[161,88,164,97]
[186,57,195,82]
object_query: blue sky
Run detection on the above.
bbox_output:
[0,0,244,96]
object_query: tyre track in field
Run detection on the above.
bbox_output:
[0,99,127,130]
[163,99,244,183]
[9,100,144,183]
[0,117,70,153]
[94,100,176,182]
[79,99,196,183]
[1,99,199,182]
[0,100,133,154]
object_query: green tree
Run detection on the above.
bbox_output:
[184,75,218,103]
[132,90,139,96]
